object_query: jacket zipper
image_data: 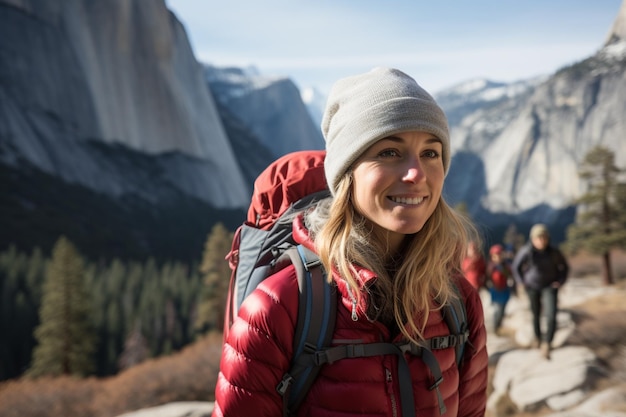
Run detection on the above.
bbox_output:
[347,287,358,321]
[385,368,398,417]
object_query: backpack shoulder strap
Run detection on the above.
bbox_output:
[439,281,469,367]
[275,245,337,416]
[282,277,468,417]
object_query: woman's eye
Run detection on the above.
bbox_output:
[378,149,399,158]
[423,150,440,159]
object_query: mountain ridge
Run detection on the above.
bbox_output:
[1,0,625,262]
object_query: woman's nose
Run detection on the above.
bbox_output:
[402,159,424,183]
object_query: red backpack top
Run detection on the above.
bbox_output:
[245,150,327,231]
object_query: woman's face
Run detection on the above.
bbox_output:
[351,131,445,250]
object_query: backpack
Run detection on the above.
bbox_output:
[224,150,470,417]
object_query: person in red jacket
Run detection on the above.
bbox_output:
[213,67,488,417]
[486,244,514,334]
[461,240,487,290]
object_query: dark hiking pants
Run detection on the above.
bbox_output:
[526,287,558,344]
[493,302,506,331]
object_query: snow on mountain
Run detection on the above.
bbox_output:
[436,77,545,115]
[434,77,544,155]
[599,39,626,60]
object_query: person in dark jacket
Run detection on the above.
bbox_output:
[213,67,488,416]
[512,223,569,359]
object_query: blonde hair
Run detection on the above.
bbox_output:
[306,173,477,344]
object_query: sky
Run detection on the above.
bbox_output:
[165,0,623,95]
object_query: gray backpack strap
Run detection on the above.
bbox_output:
[440,282,469,367]
[275,245,337,416]
[301,342,417,417]
[305,341,446,416]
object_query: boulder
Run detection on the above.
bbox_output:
[116,401,214,417]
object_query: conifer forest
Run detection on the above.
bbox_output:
[0,223,233,381]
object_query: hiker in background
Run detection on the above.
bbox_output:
[486,244,514,334]
[512,223,569,359]
[462,240,487,290]
[212,67,488,417]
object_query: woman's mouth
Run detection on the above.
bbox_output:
[389,196,425,205]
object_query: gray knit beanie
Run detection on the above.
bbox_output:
[530,223,550,239]
[321,67,450,195]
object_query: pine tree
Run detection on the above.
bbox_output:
[0,246,47,379]
[564,146,626,285]
[195,223,233,334]
[27,236,97,377]
[117,321,149,371]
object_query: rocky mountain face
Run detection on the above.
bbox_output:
[0,0,251,208]
[0,0,321,260]
[435,6,626,240]
[435,78,545,130]
[1,0,625,261]
[205,65,324,158]
[607,0,626,44]
[203,65,324,185]
[482,49,626,215]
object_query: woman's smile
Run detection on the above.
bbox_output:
[388,195,426,205]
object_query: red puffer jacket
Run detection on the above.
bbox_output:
[213,217,488,417]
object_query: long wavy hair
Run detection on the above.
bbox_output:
[305,172,478,344]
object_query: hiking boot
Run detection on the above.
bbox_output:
[541,342,551,359]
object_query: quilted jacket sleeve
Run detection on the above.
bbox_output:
[212,266,299,417]
[456,277,489,417]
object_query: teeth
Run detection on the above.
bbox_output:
[390,196,424,205]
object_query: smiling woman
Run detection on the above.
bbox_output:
[212,67,489,417]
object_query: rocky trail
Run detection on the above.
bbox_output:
[484,276,626,417]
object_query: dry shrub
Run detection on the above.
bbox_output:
[93,332,223,417]
[0,332,224,417]
[0,376,99,417]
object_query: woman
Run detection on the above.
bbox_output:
[213,67,488,416]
